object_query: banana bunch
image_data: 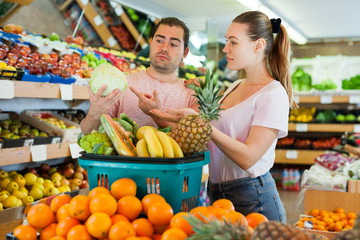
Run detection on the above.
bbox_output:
[135,126,184,158]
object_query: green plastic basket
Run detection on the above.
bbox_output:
[78,151,209,213]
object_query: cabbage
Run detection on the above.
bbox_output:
[89,63,128,96]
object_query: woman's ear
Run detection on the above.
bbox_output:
[254,38,266,53]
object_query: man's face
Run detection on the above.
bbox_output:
[149,24,188,73]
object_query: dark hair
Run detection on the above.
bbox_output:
[150,17,190,49]
[233,11,296,108]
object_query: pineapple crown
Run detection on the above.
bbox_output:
[186,69,223,122]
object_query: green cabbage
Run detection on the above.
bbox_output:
[89,63,128,96]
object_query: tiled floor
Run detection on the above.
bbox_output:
[278,188,304,224]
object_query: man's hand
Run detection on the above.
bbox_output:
[149,108,198,123]
[130,86,161,115]
[88,85,121,120]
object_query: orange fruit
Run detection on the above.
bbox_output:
[132,218,154,237]
[117,195,142,221]
[347,212,357,219]
[111,214,130,224]
[56,204,71,222]
[170,212,194,236]
[88,186,111,199]
[152,234,162,240]
[331,214,340,222]
[111,178,137,200]
[126,237,142,240]
[153,224,170,234]
[66,224,93,240]
[13,224,37,240]
[349,219,355,227]
[204,206,227,222]
[212,199,235,212]
[56,217,80,237]
[108,221,136,240]
[27,203,54,229]
[147,202,174,226]
[310,209,320,217]
[337,212,347,220]
[89,193,117,216]
[50,194,72,213]
[138,237,152,240]
[335,208,345,214]
[189,206,208,222]
[333,222,343,232]
[49,237,66,240]
[245,212,268,229]
[68,195,91,221]
[224,211,248,226]
[319,210,329,218]
[161,228,187,240]
[86,212,112,239]
[40,223,57,240]
[141,193,166,216]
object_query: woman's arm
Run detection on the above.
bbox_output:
[210,125,279,170]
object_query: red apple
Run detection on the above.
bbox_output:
[65,36,73,44]
[66,66,75,75]
[29,53,39,62]
[40,163,50,173]
[72,36,84,45]
[0,49,6,60]
[63,167,74,178]
[50,52,58,62]
[71,53,81,62]
[1,44,9,53]
[60,69,70,78]
[80,180,89,189]
[7,52,19,62]
[9,48,20,58]
[50,66,61,75]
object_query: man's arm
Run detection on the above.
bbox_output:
[80,85,122,134]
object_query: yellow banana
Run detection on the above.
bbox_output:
[136,139,150,157]
[144,128,163,158]
[168,136,184,158]
[155,131,174,158]
[136,126,158,140]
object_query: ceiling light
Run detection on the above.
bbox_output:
[236,0,307,45]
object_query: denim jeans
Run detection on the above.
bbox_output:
[207,171,286,222]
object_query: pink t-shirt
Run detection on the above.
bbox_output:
[208,79,289,183]
[109,70,198,127]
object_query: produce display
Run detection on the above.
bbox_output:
[292,67,312,92]
[0,162,88,210]
[289,107,360,123]
[0,118,48,139]
[277,136,341,150]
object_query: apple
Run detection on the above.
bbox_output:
[29,53,39,62]
[50,66,61,76]
[7,52,19,61]
[40,163,50,173]
[50,52,58,62]
[63,167,74,178]
[62,54,72,64]
[9,48,20,58]
[3,24,16,33]
[0,49,7,60]
[58,60,68,67]
[75,68,84,78]
[39,63,50,73]
[42,53,51,61]
[19,49,29,57]
[71,53,81,62]
[1,44,9,53]
[15,25,23,34]
[27,168,37,175]
[72,36,84,45]
[65,36,73,44]
[80,180,89,189]
[83,68,93,78]
[60,69,70,78]
[12,43,21,51]
[71,61,80,69]
[66,66,75,75]
[80,61,88,69]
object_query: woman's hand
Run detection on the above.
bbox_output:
[149,108,198,123]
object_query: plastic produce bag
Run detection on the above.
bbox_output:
[301,164,348,191]
[315,152,355,171]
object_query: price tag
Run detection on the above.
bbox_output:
[80,0,88,6]
[294,95,300,104]
[0,142,3,148]
[0,80,14,99]
[114,6,124,16]
[51,137,61,144]
[130,63,136,69]
[24,139,35,147]
[349,95,360,104]
[107,37,117,47]
[30,145,47,162]
[354,124,360,133]
[93,15,103,26]
[286,150,298,159]
[109,0,117,7]
[69,143,83,159]
[296,123,308,132]
[202,164,209,175]
[60,84,73,100]
[320,95,332,104]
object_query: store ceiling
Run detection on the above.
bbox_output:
[114,0,360,44]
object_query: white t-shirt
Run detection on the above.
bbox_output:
[208,79,289,183]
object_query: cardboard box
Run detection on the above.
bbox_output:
[348,179,360,193]
[20,111,81,143]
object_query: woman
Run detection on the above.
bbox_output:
[151,11,296,222]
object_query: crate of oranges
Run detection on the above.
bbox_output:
[296,208,357,239]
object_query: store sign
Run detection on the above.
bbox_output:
[31,145,47,162]
[320,95,332,104]
[286,150,298,159]
[0,80,14,99]
[349,95,360,104]
[80,0,88,6]
[94,15,103,26]
[69,143,83,159]
[114,6,123,16]
[354,124,360,133]
[60,84,73,100]
[296,123,308,132]
[107,37,117,47]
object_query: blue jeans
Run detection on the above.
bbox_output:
[207,171,286,222]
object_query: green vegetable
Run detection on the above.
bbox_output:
[315,110,337,123]
[291,68,312,91]
[313,79,337,90]
[78,131,114,155]
[89,63,128,96]
[342,75,360,90]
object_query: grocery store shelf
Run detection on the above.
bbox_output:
[275,149,325,165]
[10,81,89,99]
[295,94,360,104]
[119,10,147,48]
[75,0,121,50]
[288,123,358,132]
[0,142,71,166]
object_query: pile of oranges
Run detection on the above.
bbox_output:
[12,177,269,240]
[296,208,357,232]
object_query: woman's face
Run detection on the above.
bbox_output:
[223,22,256,71]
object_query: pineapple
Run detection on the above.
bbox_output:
[186,214,252,240]
[333,214,360,240]
[172,70,223,156]
[253,221,319,240]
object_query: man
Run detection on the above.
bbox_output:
[80,17,198,134]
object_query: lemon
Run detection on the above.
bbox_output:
[0,61,7,70]
[3,66,16,77]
